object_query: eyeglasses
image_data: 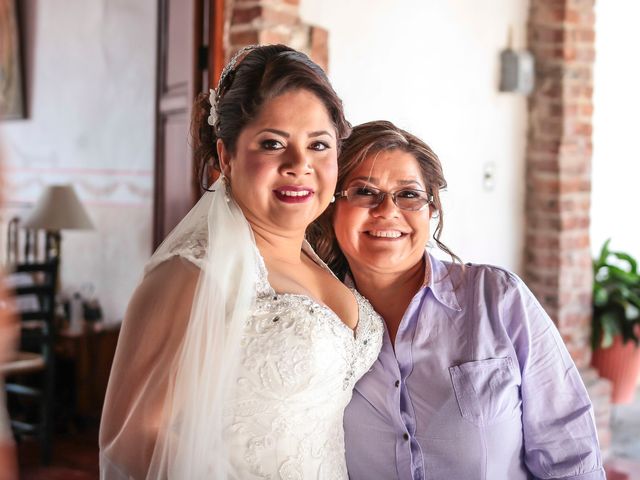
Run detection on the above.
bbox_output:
[334,186,433,211]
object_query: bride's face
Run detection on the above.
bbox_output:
[218,89,338,236]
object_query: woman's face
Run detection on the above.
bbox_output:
[333,150,432,276]
[218,89,338,235]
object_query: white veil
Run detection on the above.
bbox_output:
[99,177,259,479]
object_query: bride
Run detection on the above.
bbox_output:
[99,45,383,479]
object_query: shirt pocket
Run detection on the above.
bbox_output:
[449,357,521,427]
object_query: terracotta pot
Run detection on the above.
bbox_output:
[591,335,640,404]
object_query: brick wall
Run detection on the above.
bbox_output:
[226,0,328,70]
[525,0,612,454]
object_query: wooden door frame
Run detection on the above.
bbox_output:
[152,0,225,248]
[208,0,225,89]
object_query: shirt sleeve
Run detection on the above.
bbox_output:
[501,272,606,480]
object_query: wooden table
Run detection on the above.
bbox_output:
[55,323,120,424]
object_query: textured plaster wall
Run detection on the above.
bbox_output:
[300,0,530,272]
[0,0,157,324]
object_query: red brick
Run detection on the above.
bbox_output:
[562,45,577,60]
[232,6,299,28]
[534,25,566,43]
[576,28,595,42]
[567,84,593,99]
[579,104,593,116]
[263,8,299,27]
[526,233,561,250]
[564,9,580,23]
[229,29,259,46]
[570,122,592,136]
[258,29,290,45]
[309,26,329,72]
[561,234,590,249]
[529,176,560,194]
[232,6,262,24]
[579,12,596,27]
[560,313,590,329]
[565,66,592,81]
[525,268,561,287]
[531,139,562,154]
[538,119,564,136]
[561,215,590,229]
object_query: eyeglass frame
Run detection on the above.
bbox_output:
[334,185,434,211]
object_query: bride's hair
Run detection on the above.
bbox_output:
[191,44,351,186]
[308,120,461,280]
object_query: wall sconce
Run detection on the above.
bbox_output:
[499,28,535,95]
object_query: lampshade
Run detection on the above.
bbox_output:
[23,184,94,231]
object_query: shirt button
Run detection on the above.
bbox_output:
[394,380,400,387]
[403,433,409,441]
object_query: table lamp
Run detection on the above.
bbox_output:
[22,184,94,261]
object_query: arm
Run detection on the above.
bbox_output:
[99,257,199,479]
[502,273,605,480]
[0,279,18,480]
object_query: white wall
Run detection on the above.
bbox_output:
[0,0,157,324]
[591,2,640,263]
[300,0,530,272]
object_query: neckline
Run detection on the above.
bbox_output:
[253,241,360,337]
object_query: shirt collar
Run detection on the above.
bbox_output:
[343,250,463,312]
[425,251,462,312]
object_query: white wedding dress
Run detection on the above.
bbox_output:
[99,186,383,480]
[224,246,383,479]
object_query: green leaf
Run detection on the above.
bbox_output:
[597,239,611,268]
[607,266,639,285]
[612,251,639,275]
[594,285,608,306]
[600,312,622,348]
[626,291,640,309]
[601,329,614,349]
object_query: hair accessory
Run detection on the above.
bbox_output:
[207,88,218,127]
[207,45,260,128]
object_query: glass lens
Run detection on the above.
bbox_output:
[345,186,383,207]
[344,186,430,210]
[394,189,430,211]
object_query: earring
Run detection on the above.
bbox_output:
[221,173,231,203]
[330,196,336,204]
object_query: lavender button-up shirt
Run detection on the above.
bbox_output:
[344,253,605,480]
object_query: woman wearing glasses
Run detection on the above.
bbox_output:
[309,120,605,480]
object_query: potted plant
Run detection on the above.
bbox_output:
[591,239,640,404]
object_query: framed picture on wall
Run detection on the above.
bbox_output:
[0,0,25,120]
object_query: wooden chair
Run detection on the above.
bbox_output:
[0,259,59,464]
